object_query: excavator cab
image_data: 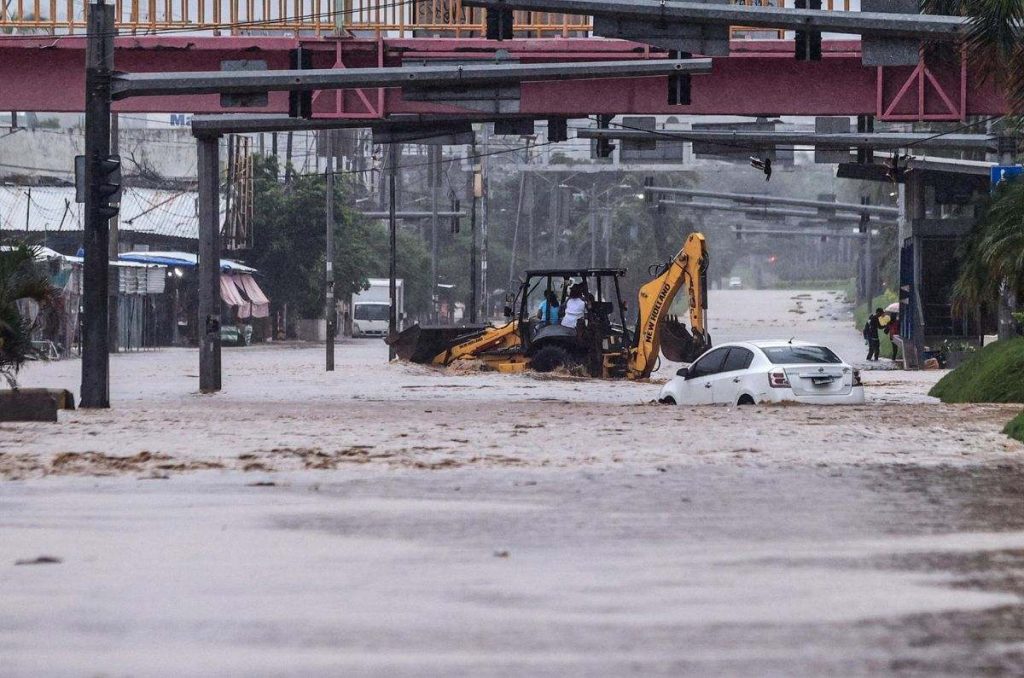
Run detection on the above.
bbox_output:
[513,268,632,376]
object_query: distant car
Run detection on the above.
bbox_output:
[659,340,864,406]
[728,276,743,289]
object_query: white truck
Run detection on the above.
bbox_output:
[351,278,403,337]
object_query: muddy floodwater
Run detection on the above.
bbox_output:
[2,290,1023,676]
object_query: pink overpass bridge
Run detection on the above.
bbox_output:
[0,10,1005,121]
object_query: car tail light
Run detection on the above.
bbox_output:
[852,368,862,386]
[768,369,790,388]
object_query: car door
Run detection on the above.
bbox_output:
[711,347,755,404]
[680,347,730,404]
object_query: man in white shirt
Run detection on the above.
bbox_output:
[561,284,587,328]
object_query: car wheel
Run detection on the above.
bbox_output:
[659,395,676,405]
[530,345,576,373]
[736,394,756,406]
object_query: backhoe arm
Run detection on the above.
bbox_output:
[628,232,709,380]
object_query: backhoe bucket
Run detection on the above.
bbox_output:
[659,316,711,363]
[387,324,488,364]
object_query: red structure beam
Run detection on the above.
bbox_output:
[0,36,1005,119]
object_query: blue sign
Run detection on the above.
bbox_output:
[991,165,1024,191]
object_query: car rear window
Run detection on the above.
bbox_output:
[761,346,842,365]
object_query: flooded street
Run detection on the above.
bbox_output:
[2,289,1023,676]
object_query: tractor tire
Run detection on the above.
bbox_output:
[530,345,576,373]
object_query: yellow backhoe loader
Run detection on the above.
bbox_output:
[389,232,710,379]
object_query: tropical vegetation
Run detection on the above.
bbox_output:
[923,1,1023,329]
[0,243,56,388]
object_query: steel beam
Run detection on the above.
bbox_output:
[112,59,712,99]
[649,186,899,216]
[659,200,891,224]
[2,37,1006,117]
[462,0,966,39]
[663,201,888,228]
[190,115,374,134]
[578,129,1000,152]
[733,227,868,239]
[360,211,467,219]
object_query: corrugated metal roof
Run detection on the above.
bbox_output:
[0,186,224,240]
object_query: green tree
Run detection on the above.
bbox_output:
[0,243,56,388]
[249,157,432,323]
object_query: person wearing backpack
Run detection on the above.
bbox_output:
[863,307,883,361]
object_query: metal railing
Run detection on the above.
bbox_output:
[0,0,852,37]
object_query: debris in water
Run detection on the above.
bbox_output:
[15,556,62,566]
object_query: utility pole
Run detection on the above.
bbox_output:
[469,145,480,324]
[388,143,399,360]
[526,173,535,268]
[284,131,293,183]
[324,130,335,371]
[603,206,611,267]
[508,172,525,290]
[108,111,119,354]
[81,0,115,408]
[549,182,560,266]
[589,192,597,267]
[429,144,440,322]
[479,125,490,320]
[271,132,278,179]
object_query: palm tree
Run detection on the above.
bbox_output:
[921,0,1024,115]
[0,243,57,388]
[952,179,1024,314]
[922,2,1023,333]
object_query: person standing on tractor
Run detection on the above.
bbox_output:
[561,284,587,329]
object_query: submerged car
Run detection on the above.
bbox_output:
[659,340,864,406]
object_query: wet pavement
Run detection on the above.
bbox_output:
[2,289,1023,676]
[3,465,1024,676]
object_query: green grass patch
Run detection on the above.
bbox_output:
[1004,411,1024,444]
[928,338,1024,403]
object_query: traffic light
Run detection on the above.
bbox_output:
[596,114,615,159]
[547,118,568,143]
[643,176,654,208]
[885,152,909,183]
[95,155,121,220]
[451,197,461,234]
[750,156,772,181]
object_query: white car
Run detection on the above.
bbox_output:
[659,340,865,406]
[728,276,743,289]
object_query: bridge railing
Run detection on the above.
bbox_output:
[0,0,853,38]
